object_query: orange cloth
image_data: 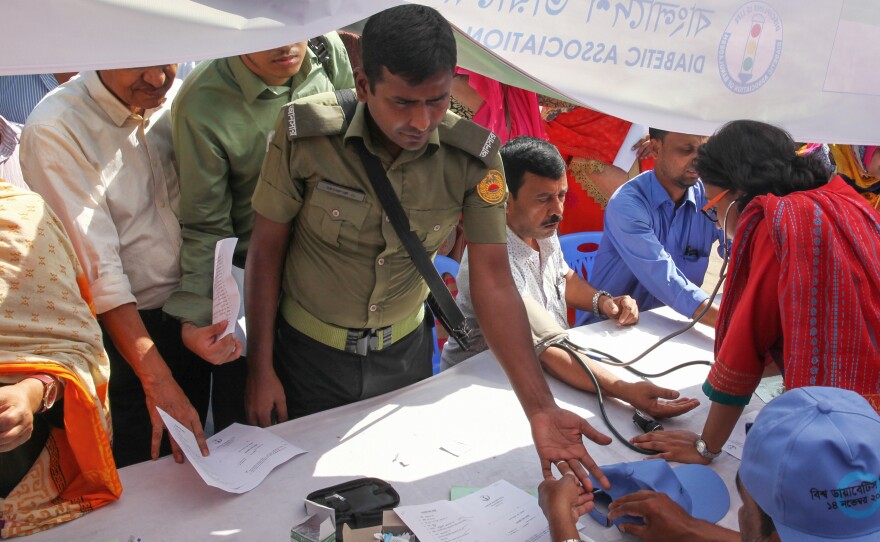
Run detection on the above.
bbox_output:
[0,182,120,538]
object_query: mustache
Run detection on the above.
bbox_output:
[541,214,563,226]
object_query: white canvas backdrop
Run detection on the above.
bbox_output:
[2,0,878,143]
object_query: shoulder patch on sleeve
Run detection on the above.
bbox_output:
[438,113,501,167]
[476,169,507,205]
[285,91,349,140]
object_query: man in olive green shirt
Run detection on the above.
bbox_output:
[246,5,614,503]
[164,35,353,430]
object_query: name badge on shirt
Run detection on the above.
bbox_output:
[316,180,366,202]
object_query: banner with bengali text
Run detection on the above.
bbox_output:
[1,0,878,143]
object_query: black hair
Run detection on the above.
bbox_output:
[696,120,830,210]
[361,5,456,92]
[736,473,778,539]
[648,128,668,141]
[500,136,567,198]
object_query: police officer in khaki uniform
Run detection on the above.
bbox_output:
[245,4,614,496]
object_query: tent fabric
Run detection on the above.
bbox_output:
[2,0,879,143]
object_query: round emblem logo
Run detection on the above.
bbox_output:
[477,170,506,205]
[718,1,783,94]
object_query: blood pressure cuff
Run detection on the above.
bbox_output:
[520,294,569,354]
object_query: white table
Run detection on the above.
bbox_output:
[31,308,758,541]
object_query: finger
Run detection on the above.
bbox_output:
[168,433,185,464]
[656,386,680,400]
[619,522,649,538]
[256,407,272,428]
[630,432,666,444]
[151,418,164,461]
[0,427,32,453]
[191,419,209,457]
[571,459,594,492]
[609,490,654,509]
[210,320,229,338]
[541,458,554,481]
[275,396,288,423]
[573,501,592,518]
[580,455,610,491]
[245,403,258,426]
[554,459,577,478]
[581,418,613,446]
[643,452,673,460]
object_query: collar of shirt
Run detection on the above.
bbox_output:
[647,169,699,211]
[506,224,555,263]
[82,71,165,128]
[37,73,57,92]
[343,101,440,167]
[0,116,20,164]
[228,50,317,104]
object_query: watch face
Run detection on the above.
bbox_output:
[696,439,708,455]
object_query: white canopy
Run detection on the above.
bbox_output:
[4,0,879,143]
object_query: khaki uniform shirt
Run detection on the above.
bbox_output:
[252,93,508,329]
[165,33,354,325]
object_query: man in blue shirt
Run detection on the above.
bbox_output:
[0,73,76,124]
[583,129,724,327]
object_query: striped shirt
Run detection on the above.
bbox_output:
[0,74,58,124]
[0,115,27,189]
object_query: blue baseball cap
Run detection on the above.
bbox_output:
[740,387,880,541]
[587,460,729,527]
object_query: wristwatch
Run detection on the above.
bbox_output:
[695,437,722,459]
[592,290,612,319]
[25,374,60,413]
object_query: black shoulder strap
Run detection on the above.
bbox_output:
[335,88,358,126]
[353,142,471,350]
[308,36,332,76]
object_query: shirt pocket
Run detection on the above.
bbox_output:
[679,246,711,284]
[407,208,459,253]
[305,187,370,248]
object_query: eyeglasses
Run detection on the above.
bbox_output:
[701,188,731,223]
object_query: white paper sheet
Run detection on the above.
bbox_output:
[755,375,785,404]
[395,480,552,542]
[212,237,247,354]
[722,410,759,460]
[157,408,305,493]
[612,123,649,173]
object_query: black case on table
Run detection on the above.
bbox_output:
[306,477,400,540]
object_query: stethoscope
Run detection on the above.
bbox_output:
[547,197,740,454]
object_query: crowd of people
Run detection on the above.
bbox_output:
[0,3,878,540]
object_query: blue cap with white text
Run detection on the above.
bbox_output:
[587,459,729,527]
[740,386,880,541]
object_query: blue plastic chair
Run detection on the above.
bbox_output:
[431,255,461,374]
[558,231,603,324]
[433,254,460,281]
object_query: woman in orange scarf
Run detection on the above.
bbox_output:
[0,182,121,538]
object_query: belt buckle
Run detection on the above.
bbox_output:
[354,333,378,356]
[352,327,391,355]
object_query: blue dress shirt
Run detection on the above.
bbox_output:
[580,170,724,325]
[0,74,58,124]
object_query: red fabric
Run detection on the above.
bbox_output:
[544,108,632,164]
[544,108,632,234]
[708,177,880,412]
[456,68,545,143]
[558,170,605,235]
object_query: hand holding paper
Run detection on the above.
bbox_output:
[157,407,305,493]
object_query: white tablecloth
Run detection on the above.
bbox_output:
[31,308,759,541]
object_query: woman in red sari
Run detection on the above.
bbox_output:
[631,120,880,463]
